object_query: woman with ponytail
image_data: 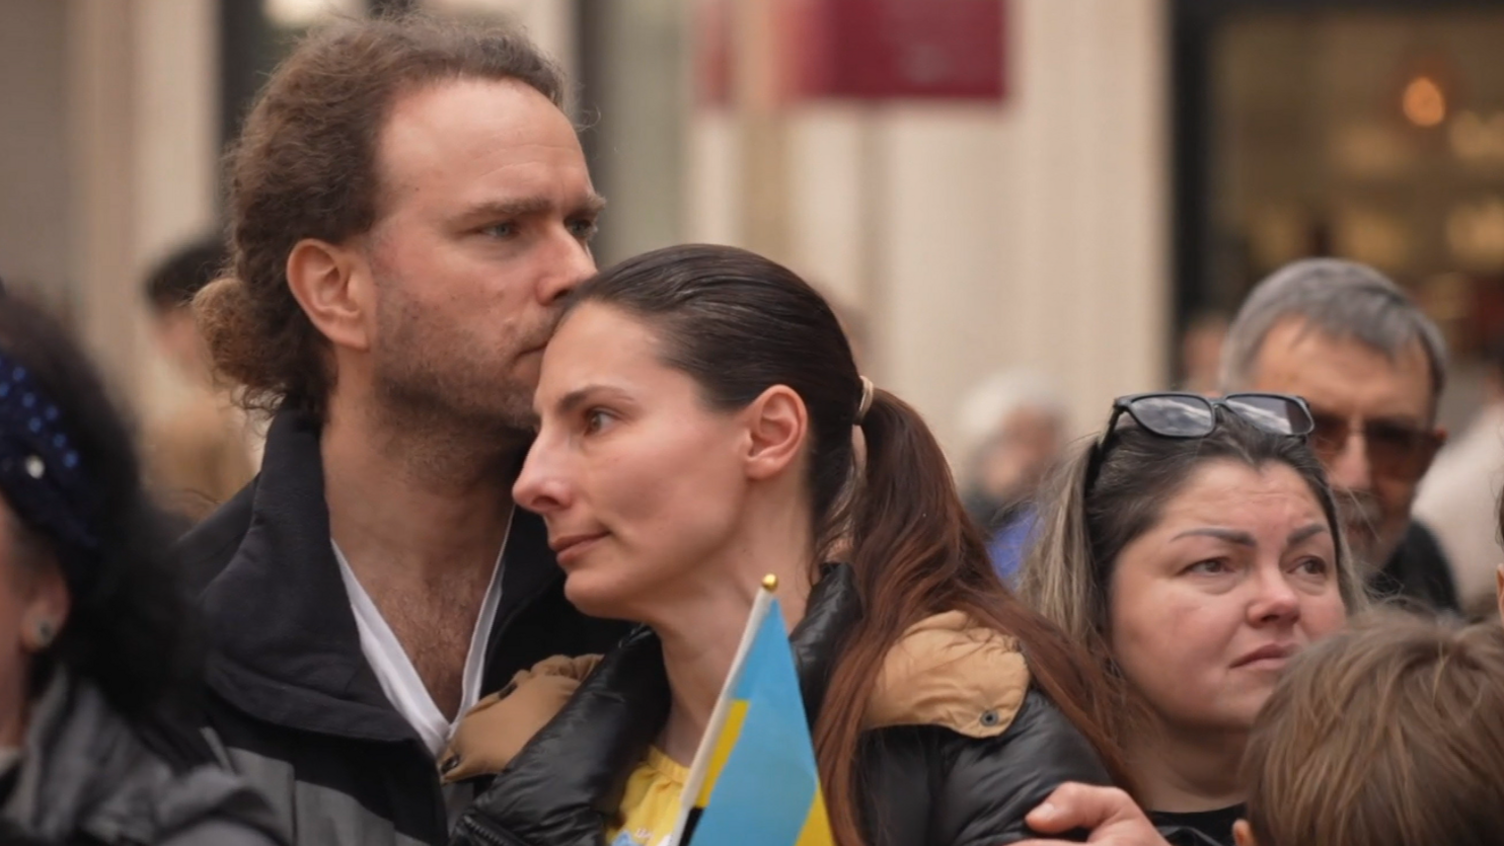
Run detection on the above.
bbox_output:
[447,244,1127,846]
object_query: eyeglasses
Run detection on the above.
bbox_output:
[1307,412,1441,482]
[1101,392,1316,441]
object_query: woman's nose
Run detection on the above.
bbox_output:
[1248,565,1301,625]
[514,438,570,514]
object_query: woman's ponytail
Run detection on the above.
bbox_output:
[815,391,1134,844]
[815,389,977,845]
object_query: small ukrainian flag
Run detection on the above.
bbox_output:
[669,576,836,846]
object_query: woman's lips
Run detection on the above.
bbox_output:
[549,532,606,565]
[1232,642,1297,669]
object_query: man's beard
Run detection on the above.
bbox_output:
[371,320,538,443]
[374,356,536,436]
[367,274,546,440]
[1335,489,1390,577]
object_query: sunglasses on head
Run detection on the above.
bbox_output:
[1085,392,1314,491]
[1101,392,1315,442]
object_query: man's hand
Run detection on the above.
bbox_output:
[1013,783,1172,845]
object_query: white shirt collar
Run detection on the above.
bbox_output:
[331,509,512,758]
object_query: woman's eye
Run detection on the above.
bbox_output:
[1186,558,1230,575]
[1292,557,1329,576]
[583,409,613,435]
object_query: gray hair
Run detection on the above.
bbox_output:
[1219,259,1448,409]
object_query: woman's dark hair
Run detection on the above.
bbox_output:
[1019,410,1367,745]
[569,244,1131,845]
[0,295,197,720]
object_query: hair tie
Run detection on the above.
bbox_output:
[856,376,875,423]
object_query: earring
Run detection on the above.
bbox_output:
[33,619,54,649]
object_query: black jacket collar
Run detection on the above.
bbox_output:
[789,564,861,722]
[200,410,562,744]
[454,565,861,845]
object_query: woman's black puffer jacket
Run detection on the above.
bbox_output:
[452,566,1112,846]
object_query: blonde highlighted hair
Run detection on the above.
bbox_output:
[1244,613,1504,846]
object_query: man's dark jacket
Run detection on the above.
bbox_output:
[1374,521,1459,614]
[174,411,631,846]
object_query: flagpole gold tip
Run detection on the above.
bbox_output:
[761,574,779,591]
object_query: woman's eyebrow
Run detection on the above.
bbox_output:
[1285,523,1329,547]
[550,384,633,417]
[1171,528,1255,546]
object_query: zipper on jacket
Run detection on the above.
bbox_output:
[451,814,535,846]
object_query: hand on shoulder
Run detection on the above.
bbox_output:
[1014,783,1172,846]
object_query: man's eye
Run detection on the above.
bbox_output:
[1367,423,1423,448]
[569,218,599,241]
[482,222,517,238]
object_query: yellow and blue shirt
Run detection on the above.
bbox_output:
[607,748,688,846]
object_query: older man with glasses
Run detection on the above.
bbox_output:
[1009,259,1460,846]
[1217,258,1457,614]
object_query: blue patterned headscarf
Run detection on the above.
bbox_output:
[0,350,97,557]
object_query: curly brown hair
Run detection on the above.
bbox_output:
[196,14,566,422]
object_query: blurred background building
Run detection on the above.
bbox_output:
[2,0,1503,467]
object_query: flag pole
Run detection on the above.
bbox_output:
[668,575,781,846]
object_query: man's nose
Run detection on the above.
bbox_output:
[537,230,598,306]
[1326,426,1373,493]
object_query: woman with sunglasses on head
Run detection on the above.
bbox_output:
[0,295,284,845]
[1018,394,1366,846]
[447,244,1131,846]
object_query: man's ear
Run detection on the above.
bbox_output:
[1495,564,1503,622]
[285,237,376,352]
[742,385,808,482]
[1233,819,1258,846]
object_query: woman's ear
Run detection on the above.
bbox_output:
[1233,819,1258,846]
[742,385,808,481]
[20,560,70,653]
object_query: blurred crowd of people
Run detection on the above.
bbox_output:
[4,11,1504,846]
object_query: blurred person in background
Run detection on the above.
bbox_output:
[1495,479,1504,621]
[141,238,258,524]
[1235,614,1504,846]
[1177,311,1230,397]
[957,370,1067,582]
[175,15,629,845]
[1413,335,1504,617]
[449,244,1125,846]
[0,293,283,845]
[1020,394,1364,846]
[1219,258,1456,613]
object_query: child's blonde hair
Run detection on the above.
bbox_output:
[1243,613,1504,846]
